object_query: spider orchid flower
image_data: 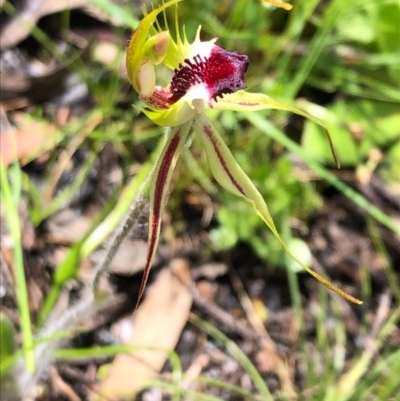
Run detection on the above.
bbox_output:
[126,0,362,306]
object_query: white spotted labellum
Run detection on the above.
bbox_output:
[126,0,362,306]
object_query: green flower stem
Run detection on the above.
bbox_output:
[91,189,149,292]
[39,140,162,325]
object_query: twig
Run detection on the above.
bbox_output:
[190,284,260,341]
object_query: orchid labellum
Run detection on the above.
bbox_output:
[126,0,362,306]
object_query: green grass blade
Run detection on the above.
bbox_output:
[284,0,356,99]
[244,112,400,235]
[88,0,139,29]
[0,162,35,371]
[39,137,162,324]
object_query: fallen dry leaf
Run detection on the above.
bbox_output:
[1,109,102,167]
[93,258,193,400]
[0,113,62,166]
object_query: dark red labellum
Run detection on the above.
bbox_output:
[169,46,249,104]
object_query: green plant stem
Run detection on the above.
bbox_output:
[91,190,149,291]
[0,162,35,371]
[284,0,350,99]
[245,112,400,235]
[275,0,320,78]
[39,138,162,324]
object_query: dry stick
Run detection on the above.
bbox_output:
[50,366,81,401]
[173,259,294,394]
[189,284,259,341]
[168,259,260,340]
[226,260,296,398]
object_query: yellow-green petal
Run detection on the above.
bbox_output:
[214,90,340,168]
[142,99,205,127]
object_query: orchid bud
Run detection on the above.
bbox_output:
[152,31,170,60]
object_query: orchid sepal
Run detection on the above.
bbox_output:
[136,120,193,308]
[141,98,203,127]
[193,113,362,305]
[214,90,340,168]
[126,0,182,94]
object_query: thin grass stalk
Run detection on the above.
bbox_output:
[245,112,400,235]
[0,162,35,371]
